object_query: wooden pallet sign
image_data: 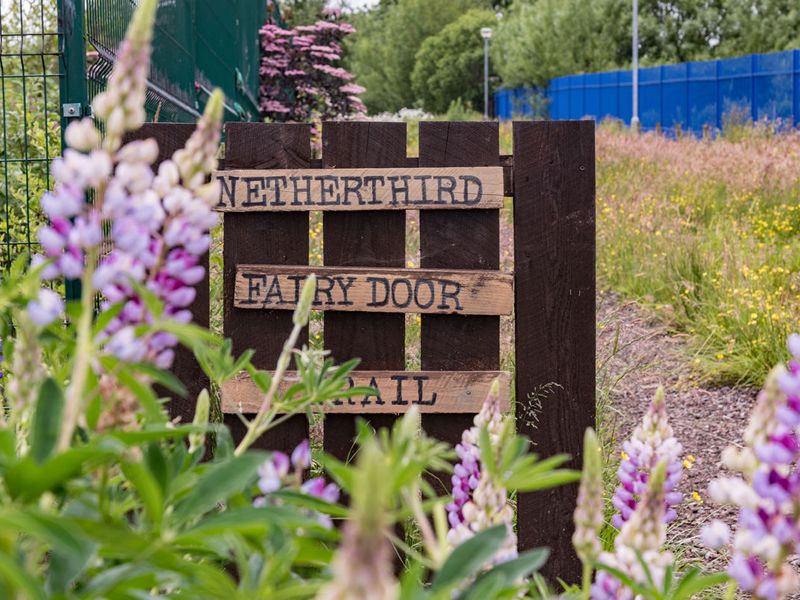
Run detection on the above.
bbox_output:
[222,370,511,414]
[233,265,513,315]
[214,166,504,211]
[157,120,594,583]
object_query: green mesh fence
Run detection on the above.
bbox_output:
[1,0,266,276]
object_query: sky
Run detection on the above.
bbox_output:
[335,0,380,12]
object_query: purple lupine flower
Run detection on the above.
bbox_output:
[291,439,311,471]
[592,460,674,599]
[611,387,683,529]
[253,441,340,523]
[705,336,800,599]
[446,380,517,566]
[37,88,224,370]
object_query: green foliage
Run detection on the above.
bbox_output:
[347,0,490,113]
[492,0,800,90]
[0,0,60,267]
[411,9,497,114]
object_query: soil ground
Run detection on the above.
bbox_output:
[597,291,759,573]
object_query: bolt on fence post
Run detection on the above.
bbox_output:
[57,0,88,302]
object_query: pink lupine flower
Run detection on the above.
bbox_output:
[446,380,517,565]
[705,336,800,599]
[611,388,683,528]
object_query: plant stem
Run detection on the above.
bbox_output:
[57,248,97,452]
[234,320,302,456]
[581,562,592,600]
[403,488,441,568]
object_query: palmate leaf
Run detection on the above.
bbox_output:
[172,451,267,524]
[430,525,507,593]
[460,548,551,600]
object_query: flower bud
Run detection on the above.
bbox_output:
[188,389,210,453]
[294,274,316,327]
[573,428,604,565]
[64,118,101,152]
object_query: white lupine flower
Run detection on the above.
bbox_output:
[700,520,730,549]
[27,288,64,327]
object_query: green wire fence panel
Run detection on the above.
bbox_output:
[0,0,266,275]
[1,0,61,270]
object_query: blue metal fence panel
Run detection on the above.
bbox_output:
[495,48,800,133]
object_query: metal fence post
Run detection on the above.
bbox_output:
[57,0,88,302]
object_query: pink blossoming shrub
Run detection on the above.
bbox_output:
[259,5,366,123]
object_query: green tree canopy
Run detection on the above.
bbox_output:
[411,9,497,114]
[347,0,490,113]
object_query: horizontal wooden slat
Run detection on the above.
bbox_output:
[214,167,504,211]
[234,265,513,315]
[221,370,510,414]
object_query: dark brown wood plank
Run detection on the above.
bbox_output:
[124,124,206,426]
[321,121,407,462]
[513,121,595,583]
[223,122,311,452]
[418,121,501,492]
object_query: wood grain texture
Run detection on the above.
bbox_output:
[223,123,311,452]
[418,121,501,490]
[321,121,407,462]
[123,124,205,426]
[221,371,510,414]
[234,265,513,315]
[214,167,503,210]
[513,121,595,583]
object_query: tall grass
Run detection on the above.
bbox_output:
[597,121,800,385]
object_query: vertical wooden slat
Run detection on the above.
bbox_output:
[223,122,311,452]
[321,121,407,461]
[418,122,501,484]
[513,121,595,582]
[124,124,206,425]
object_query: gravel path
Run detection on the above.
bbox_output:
[597,291,759,571]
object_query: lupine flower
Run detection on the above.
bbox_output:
[611,387,683,529]
[705,335,800,599]
[315,440,397,600]
[700,519,730,549]
[573,428,605,566]
[38,82,223,369]
[592,460,674,599]
[253,439,340,527]
[27,288,64,327]
[446,379,517,565]
[4,315,46,452]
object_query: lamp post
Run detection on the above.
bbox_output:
[631,0,640,129]
[481,27,492,120]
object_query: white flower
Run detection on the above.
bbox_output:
[700,519,730,549]
[27,288,64,326]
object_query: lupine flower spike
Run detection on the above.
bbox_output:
[446,379,517,565]
[704,334,800,599]
[612,387,683,528]
[574,428,604,597]
[315,440,396,600]
[592,460,673,599]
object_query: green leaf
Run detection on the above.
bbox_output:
[174,505,331,542]
[431,525,507,592]
[28,377,64,464]
[505,469,580,492]
[463,547,550,599]
[111,366,165,423]
[670,569,729,600]
[121,459,164,526]
[173,451,267,523]
[0,552,46,600]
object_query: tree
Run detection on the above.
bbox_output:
[347,0,490,113]
[411,9,497,114]
[716,0,800,56]
[259,8,366,122]
[492,0,625,88]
